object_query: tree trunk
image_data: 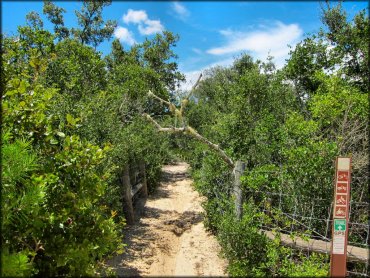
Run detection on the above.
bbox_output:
[139,160,148,198]
[122,164,134,225]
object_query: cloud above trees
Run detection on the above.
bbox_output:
[114,9,164,45]
[207,21,303,68]
[122,9,164,35]
[114,26,136,45]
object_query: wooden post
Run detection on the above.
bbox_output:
[233,161,245,220]
[122,165,134,225]
[139,160,148,198]
[330,157,352,277]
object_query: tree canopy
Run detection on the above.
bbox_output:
[1,1,368,276]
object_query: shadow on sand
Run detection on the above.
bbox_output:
[107,163,196,277]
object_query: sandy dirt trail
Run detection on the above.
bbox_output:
[108,162,228,277]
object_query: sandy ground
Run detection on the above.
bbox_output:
[108,162,228,277]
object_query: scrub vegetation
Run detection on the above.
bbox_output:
[1,1,368,276]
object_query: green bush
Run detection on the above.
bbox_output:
[2,77,124,276]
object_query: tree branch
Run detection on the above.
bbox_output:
[145,75,234,168]
[148,90,172,108]
[186,72,203,99]
[143,113,185,133]
[184,125,234,168]
[181,73,202,115]
[143,113,234,168]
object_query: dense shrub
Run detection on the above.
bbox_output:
[181,4,368,276]
[1,2,179,275]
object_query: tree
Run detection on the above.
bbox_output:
[141,31,185,92]
[2,5,125,275]
[43,0,69,40]
[44,38,107,99]
[285,1,369,96]
[71,0,117,48]
[105,32,185,122]
[1,133,43,277]
[320,2,369,92]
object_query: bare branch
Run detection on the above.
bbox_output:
[145,80,234,169]
[181,73,203,112]
[143,113,162,129]
[184,126,234,168]
[143,113,185,133]
[148,90,171,106]
[143,114,234,168]
[148,90,179,115]
[186,72,203,99]
[179,73,203,127]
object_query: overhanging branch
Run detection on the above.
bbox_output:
[144,73,234,168]
[143,113,185,133]
[143,114,234,168]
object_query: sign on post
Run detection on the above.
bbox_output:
[330,157,351,277]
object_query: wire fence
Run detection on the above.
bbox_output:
[210,165,369,276]
[243,168,369,277]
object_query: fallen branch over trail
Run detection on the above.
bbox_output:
[143,113,234,168]
[143,74,234,169]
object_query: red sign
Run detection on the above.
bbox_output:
[336,182,348,194]
[334,206,346,218]
[337,171,349,182]
[335,194,347,206]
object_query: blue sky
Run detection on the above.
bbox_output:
[2,1,368,88]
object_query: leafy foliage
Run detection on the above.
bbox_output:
[180,3,368,276]
[43,0,69,40]
[1,1,368,277]
[1,1,177,276]
[72,0,117,48]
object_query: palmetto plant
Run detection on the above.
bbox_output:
[2,132,45,276]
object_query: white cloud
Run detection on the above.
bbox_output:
[207,21,303,68]
[123,9,148,24]
[179,22,303,91]
[114,26,136,45]
[138,19,164,35]
[122,9,164,35]
[171,2,190,20]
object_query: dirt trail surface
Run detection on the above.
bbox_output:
[108,162,228,277]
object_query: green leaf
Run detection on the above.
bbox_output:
[19,81,27,94]
[66,114,75,125]
[29,58,39,68]
[5,90,18,96]
[50,138,58,145]
[56,132,65,138]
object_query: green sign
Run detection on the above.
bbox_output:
[334,219,346,231]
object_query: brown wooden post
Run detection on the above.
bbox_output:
[330,157,351,277]
[139,160,148,198]
[122,164,134,225]
[233,161,245,220]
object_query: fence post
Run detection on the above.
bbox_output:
[139,160,148,198]
[233,160,245,220]
[122,164,134,225]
